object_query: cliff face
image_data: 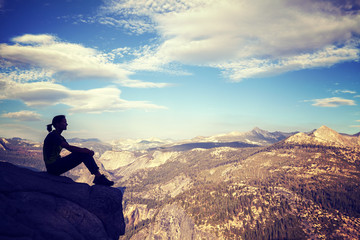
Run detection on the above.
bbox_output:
[130,204,217,240]
[0,162,125,240]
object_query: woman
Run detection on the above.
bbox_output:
[43,115,114,186]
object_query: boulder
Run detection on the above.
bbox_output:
[0,162,125,240]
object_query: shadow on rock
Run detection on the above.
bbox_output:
[0,162,126,240]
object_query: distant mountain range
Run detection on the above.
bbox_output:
[3,126,358,153]
[108,127,299,152]
[159,127,297,151]
[107,126,360,239]
[190,127,297,144]
[1,126,360,239]
[67,137,102,143]
[109,137,173,151]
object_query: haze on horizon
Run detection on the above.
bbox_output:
[0,0,360,142]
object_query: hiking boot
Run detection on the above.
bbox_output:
[93,174,114,186]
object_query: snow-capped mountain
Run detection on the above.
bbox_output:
[190,127,296,146]
[109,137,174,151]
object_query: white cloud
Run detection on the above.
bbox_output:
[98,16,154,34]
[333,89,357,94]
[217,44,360,81]
[101,0,197,17]
[0,34,169,88]
[308,97,356,107]
[12,34,56,45]
[0,74,166,113]
[1,111,41,121]
[99,0,360,80]
[0,34,170,114]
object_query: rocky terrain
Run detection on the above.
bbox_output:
[1,126,359,239]
[0,162,125,240]
[114,126,360,239]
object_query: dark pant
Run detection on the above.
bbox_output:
[46,152,99,176]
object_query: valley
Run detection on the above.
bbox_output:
[1,126,359,239]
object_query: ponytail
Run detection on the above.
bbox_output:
[47,115,66,132]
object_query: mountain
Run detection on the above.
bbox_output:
[109,128,295,152]
[66,138,113,158]
[67,137,102,143]
[130,203,217,239]
[0,137,45,171]
[147,127,295,152]
[111,126,360,239]
[189,127,296,146]
[0,162,125,240]
[285,125,360,148]
[109,138,174,151]
[353,132,360,137]
[157,141,260,151]
[1,126,359,239]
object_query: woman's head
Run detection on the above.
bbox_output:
[47,115,67,132]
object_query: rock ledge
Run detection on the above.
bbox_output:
[0,162,125,240]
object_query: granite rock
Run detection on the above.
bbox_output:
[0,162,125,240]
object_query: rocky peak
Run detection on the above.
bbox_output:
[0,162,125,240]
[286,126,359,148]
[285,132,312,144]
[250,127,268,136]
[312,125,340,140]
[251,126,265,133]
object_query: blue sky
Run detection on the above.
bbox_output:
[0,0,360,142]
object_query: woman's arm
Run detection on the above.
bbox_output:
[60,141,94,156]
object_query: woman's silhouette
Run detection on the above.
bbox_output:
[43,115,114,186]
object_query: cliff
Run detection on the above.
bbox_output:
[130,204,217,240]
[0,162,125,240]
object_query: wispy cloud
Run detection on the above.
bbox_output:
[307,97,356,107]
[0,34,170,114]
[333,89,357,94]
[99,0,360,81]
[1,111,41,121]
[0,34,169,88]
[0,73,167,113]
[350,120,360,129]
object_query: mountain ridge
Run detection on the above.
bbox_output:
[1,126,360,239]
[116,125,360,239]
[285,125,360,148]
[189,127,296,146]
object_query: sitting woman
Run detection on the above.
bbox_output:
[43,115,114,186]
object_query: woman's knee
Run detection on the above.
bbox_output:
[71,152,91,159]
